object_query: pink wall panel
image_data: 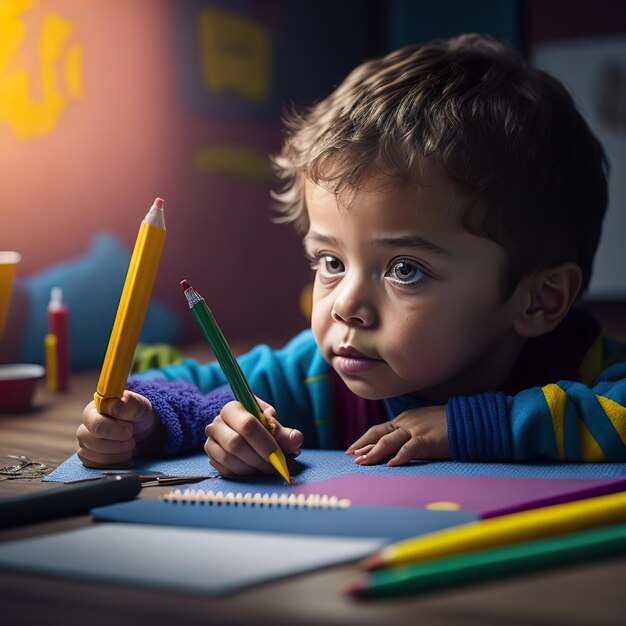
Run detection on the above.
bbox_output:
[0,0,310,351]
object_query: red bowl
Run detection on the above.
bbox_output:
[0,364,45,413]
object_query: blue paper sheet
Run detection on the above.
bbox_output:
[45,449,626,493]
[0,524,384,595]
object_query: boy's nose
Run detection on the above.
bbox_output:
[331,283,376,327]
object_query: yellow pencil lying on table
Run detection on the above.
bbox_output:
[361,490,626,570]
[180,279,291,484]
[94,197,166,415]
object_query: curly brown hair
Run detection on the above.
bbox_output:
[272,33,608,297]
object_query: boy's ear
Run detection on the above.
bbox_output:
[514,263,583,338]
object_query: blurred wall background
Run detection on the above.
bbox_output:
[0,0,624,369]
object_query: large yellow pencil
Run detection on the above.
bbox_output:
[362,490,626,570]
[94,197,166,415]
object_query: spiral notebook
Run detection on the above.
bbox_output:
[92,487,478,541]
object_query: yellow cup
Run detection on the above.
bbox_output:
[0,251,21,338]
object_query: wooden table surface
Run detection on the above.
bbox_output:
[1,368,626,626]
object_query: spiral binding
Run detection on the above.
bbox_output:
[161,488,352,509]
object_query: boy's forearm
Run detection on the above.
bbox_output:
[446,392,512,461]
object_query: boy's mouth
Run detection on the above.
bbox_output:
[332,346,383,375]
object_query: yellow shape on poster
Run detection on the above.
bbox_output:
[193,144,272,181]
[197,8,270,102]
[64,42,83,98]
[0,0,83,139]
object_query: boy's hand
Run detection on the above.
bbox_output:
[346,405,449,465]
[205,399,303,477]
[76,390,161,468]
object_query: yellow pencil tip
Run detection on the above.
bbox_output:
[268,449,291,484]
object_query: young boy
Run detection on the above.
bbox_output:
[77,34,626,475]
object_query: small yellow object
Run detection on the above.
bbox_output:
[424,501,462,511]
[0,251,21,338]
[44,333,58,391]
[299,283,313,320]
[94,198,166,415]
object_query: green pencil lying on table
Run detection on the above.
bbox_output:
[180,279,291,484]
[343,522,626,598]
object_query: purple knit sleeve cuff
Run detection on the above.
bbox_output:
[126,379,235,457]
[446,392,512,461]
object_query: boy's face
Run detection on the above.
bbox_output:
[304,162,527,403]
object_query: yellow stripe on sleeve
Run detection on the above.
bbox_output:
[303,374,328,385]
[577,419,606,461]
[541,383,567,460]
[595,395,626,446]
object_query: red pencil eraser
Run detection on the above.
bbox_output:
[340,578,366,596]
[154,197,164,209]
[180,279,191,291]
[360,553,383,571]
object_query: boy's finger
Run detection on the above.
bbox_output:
[267,416,303,455]
[256,397,274,413]
[204,453,272,479]
[221,403,287,466]
[224,428,277,471]
[387,438,423,466]
[76,446,134,468]
[207,411,272,470]
[204,455,231,477]
[389,434,450,462]
[80,414,133,441]
[76,428,136,454]
[350,443,375,457]
[204,437,272,476]
[346,422,395,453]
[354,428,410,465]
[107,391,153,422]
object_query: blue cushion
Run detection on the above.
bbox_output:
[18,233,182,369]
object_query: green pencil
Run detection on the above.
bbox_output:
[343,522,626,598]
[180,279,290,483]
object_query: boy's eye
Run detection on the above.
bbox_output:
[322,255,344,275]
[386,259,424,285]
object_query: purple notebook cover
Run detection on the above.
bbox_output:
[292,474,626,518]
